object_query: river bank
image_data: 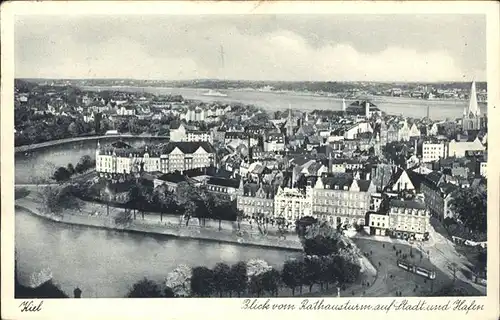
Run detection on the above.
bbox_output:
[15,134,168,153]
[15,196,304,251]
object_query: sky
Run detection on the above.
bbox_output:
[15,14,486,82]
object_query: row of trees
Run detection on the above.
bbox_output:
[124,181,240,228]
[15,112,95,146]
[52,156,95,183]
[128,223,361,298]
[127,254,360,298]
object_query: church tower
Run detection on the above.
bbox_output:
[462,81,482,131]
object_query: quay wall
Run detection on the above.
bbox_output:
[15,200,303,251]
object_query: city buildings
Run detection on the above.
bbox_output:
[387,198,430,240]
[96,141,216,175]
[273,187,313,222]
[237,182,275,217]
[421,141,446,163]
[311,175,376,227]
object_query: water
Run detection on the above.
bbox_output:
[82,86,486,120]
[15,209,298,298]
[15,139,299,297]
[15,137,155,184]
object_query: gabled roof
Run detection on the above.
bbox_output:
[357,180,373,192]
[162,142,215,154]
[425,171,444,186]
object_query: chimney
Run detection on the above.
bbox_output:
[365,101,370,119]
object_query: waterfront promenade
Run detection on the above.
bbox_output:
[15,192,304,251]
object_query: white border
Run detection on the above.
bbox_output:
[1,2,499,320]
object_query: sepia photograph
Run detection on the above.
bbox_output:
[2,1,499,320]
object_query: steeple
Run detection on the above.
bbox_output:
[468,81,480,117]
[342,98,347,112]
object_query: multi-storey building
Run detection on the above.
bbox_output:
[387,199,430,240]
[204,177,241,201]
[421,175,458,221]
[264,133,285,152]
[311,176,376,227]
[421,141,446,163]
[237,183,274,217]
[367,212,390,236]
[96,141,216,175]
[170,123,212,143]
[273,187,312,222]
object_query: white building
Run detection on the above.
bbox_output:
[343,122,373,140]
[117,106,136,116]
[422,141,446,163]
[264,133,285,152]
[273,187,313,222]
[170,123,211,143]
[409,123,421,138]
[447,137,485,158]
[96,141,216,175]
[480,161,487,177]
[388,199,430,241]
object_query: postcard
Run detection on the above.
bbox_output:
[1,1,499,320]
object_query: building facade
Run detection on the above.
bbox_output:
[237,184,274,217]
[273,187,312,222]
[422,141,446,163]
[387,199,430,240]
[311,177,376,227]
[96,141,216,175]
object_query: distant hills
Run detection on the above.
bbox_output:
[16,78,487,95]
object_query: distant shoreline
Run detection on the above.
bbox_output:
[82,84,484,104]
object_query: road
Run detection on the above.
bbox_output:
[354,224,486,295]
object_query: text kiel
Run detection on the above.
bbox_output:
[19,300,43,312]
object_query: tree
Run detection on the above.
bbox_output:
[261,269,280,297]
[450,186,487,235]
[304,235,341,256]
[40,185,82,214]
[303,258,322,292]
[52,167,71,183]
[213,263,231,297]
[281,260,302,296]
[175,182,200,226]
[228,261,247,297]
[67,163,75,175]
[165,264,192,297]
[68,122,80,136]
[126,278,162,298]
[164,286,175,298]
[190,267,215,297]
[249,274,264,297]
[128,184,146,220]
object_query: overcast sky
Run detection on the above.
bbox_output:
[15,15,486,81]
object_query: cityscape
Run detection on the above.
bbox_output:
[13,14,488,300]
